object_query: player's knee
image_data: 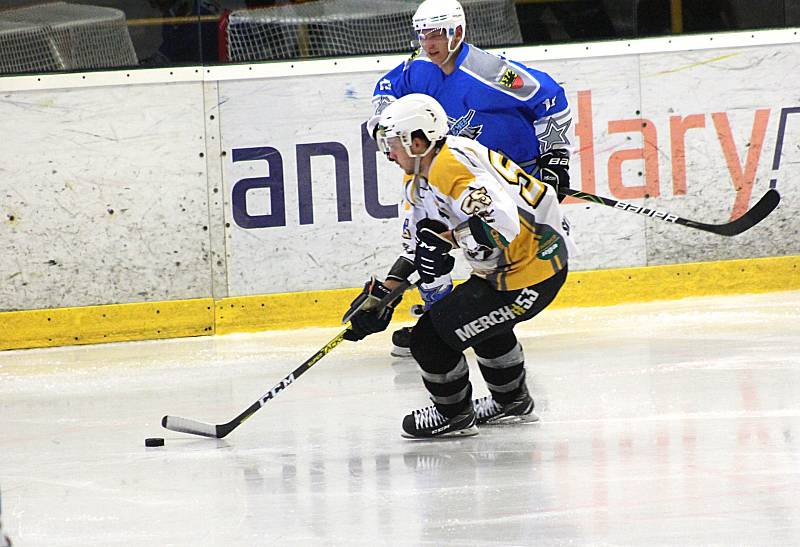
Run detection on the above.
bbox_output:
[473,330,520,361]
[476,341,524,370]
[475,338,526,396]
[410,314,462,374]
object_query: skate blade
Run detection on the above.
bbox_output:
[481,411,540,426]
[401,424,479,440]
[390,346,413,358]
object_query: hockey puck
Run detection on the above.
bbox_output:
[145,437,165,447]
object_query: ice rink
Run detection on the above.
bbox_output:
[1,290,799,546]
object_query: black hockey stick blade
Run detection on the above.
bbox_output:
[682,189,781,236]
[161,276,418,439]
[562,188,781,237]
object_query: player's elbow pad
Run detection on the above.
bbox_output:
[454,216,510,251]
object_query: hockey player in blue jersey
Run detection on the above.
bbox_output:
[367,0,574,357]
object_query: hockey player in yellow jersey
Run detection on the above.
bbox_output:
[342,94,575,438]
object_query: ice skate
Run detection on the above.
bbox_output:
[401,403,478,439]
[390,326,413,358]
[473,384,538,425]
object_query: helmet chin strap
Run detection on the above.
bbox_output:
[409,156,423,205]
[406,138,440,199]
[442,29,464,64]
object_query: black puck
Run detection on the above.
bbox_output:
[145,437,165,447]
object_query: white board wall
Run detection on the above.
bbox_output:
[1,32,798,311]
[1,82,211,310]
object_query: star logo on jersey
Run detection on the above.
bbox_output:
[499,68,523,89]
[538,118,571,154]
[447,109,483,140]
[374,95,394,115]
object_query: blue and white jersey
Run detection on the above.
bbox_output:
[368,43,573,172]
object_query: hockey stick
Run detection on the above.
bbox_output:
[561,188,780,236]
[162,276,416,439]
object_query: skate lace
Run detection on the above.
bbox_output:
[473,397,502,420]
[413,406,447,429]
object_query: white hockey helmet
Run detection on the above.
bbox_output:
[376,94,449,158]
[413,0,466,52]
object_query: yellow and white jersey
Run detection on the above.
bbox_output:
[401,136,576,291]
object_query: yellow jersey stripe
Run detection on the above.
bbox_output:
[428,142,477,200]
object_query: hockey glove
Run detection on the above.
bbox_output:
[342,277,400,341]
[414,218,455,284]
[537,149,571,203]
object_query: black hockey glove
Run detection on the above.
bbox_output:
[342,277,400,341]
[537,149,570,203]
[414,218,455,284]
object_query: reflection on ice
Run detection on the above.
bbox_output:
[1,291,799,545]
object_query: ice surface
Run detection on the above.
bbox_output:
[1,291,799,546]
